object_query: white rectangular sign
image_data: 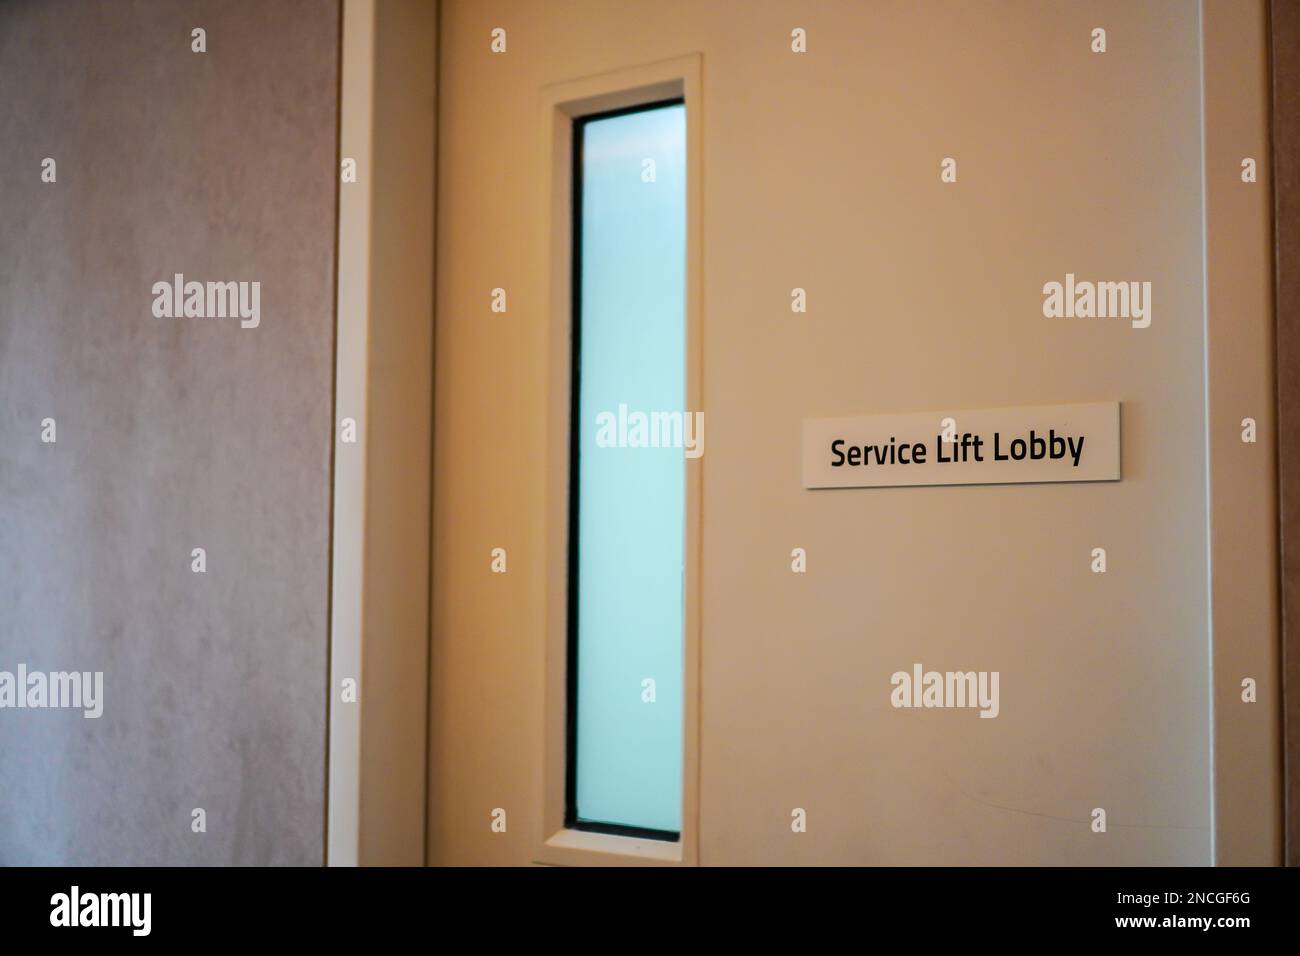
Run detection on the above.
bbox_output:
[803,402,1121,489]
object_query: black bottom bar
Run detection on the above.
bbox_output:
[1,866,1293,942]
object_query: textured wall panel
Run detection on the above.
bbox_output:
[0,0,339,865]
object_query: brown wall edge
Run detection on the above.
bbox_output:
[1270,0,1300,867]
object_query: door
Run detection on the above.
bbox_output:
[428,0,1276,865]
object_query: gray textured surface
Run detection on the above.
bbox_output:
[0,0,339,864]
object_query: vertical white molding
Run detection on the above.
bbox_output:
[329,0,436,868]
[328,0,376,868]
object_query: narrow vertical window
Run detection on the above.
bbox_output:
[568,100,686,839]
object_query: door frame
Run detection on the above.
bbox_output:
[326,0,437,867]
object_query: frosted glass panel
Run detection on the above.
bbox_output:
[572,102,685,835]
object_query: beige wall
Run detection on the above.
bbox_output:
[428,0,1278,864]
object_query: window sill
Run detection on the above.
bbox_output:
[534,827,684,866]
